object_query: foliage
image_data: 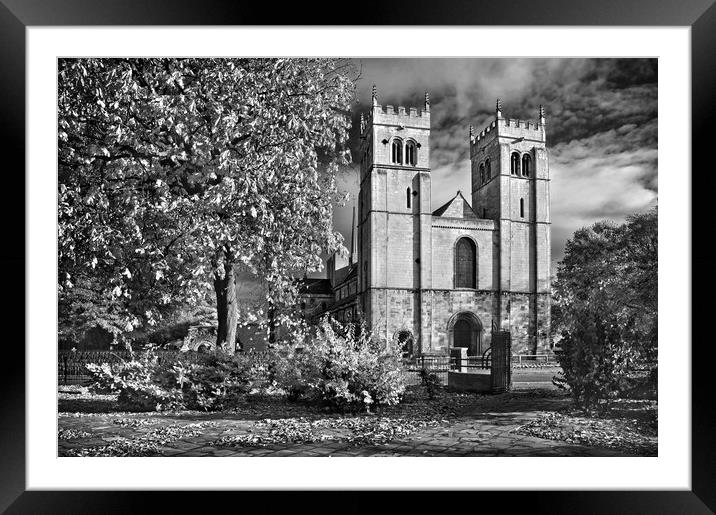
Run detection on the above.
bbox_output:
[419,368,442,400]
[86,347,271,411]
[86,349,183,411]
[270,318,407,412]
[552,208,657,409]
[84,317,407,413]
[58,58,357,347]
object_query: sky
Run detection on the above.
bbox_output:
[320,58,658,277]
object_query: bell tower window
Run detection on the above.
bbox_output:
[522,154,531,177]
[511,152,521,175]
[391,139,403,164]
[479,163,485,184]
[405,140,417,166]
[486,158,491,180]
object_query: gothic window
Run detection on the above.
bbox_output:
[479,163,485,184]
[391,139,403,164]
[486,158,492,179]
[405,140,417,166]
[520,198,525,218]
[511,152,520,175]
[522,154,531,177]
[455,237,477,289]
[406,187,411,208]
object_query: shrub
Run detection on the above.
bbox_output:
[419,368,441,400]
[86,347,271,411]
[271,318,406,412]
[86,349,183,411]
[85,319,408,413]
[552,310,651,411]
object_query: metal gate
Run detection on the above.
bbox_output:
[490,331,512,393]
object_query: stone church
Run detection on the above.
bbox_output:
[300,88,551,357]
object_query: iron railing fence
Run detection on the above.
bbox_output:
[59,349,560,387]
[511,354,560,366]
[401,355,493,386]
[57,349,230,386]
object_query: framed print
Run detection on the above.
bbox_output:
[3,0,712,512]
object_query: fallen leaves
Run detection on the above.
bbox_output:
[514,407,657,456]
[214,416,443,448]
[60,423,211,457]
[58,428,92,440]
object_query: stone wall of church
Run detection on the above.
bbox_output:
[430,221,498,291]
[365,288,550,356]
[424,290,500,355]
[498,292,552,355]
[365,288,423,349]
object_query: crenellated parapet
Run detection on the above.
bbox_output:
[469,101,546,158]
[361,87,431,137]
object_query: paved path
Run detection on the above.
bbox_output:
[58,391,627,457]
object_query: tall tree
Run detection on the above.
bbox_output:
[552,208,658,408]
[58,58,356,350]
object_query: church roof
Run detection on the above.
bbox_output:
[432,191,479,219]
[297,278,333,295]
[333,263,357,287]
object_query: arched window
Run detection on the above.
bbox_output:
[405,140,417,166]
[406,187,411,208]
[511,152,520,175]
[520,198,525,218]
[391,139,403,164]
[455,237,477,289]
[522,154,531,177]
[479,163,485,184]
[486,159,492,179]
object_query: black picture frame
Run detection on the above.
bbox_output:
[2,1,710,512]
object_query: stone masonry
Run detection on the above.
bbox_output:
[355,90,551,357]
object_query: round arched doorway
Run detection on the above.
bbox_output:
[447,312,483,356]
[395,330,414,358]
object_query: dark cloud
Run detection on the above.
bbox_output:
[317,58,657,278]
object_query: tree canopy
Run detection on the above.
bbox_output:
[552,208,658,408]
[58,58,357,348]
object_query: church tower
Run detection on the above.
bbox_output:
[470,100,551,354]
[357,87,432,348]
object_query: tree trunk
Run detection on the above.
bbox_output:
[214,257,238,353]
[268,305,276,345]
